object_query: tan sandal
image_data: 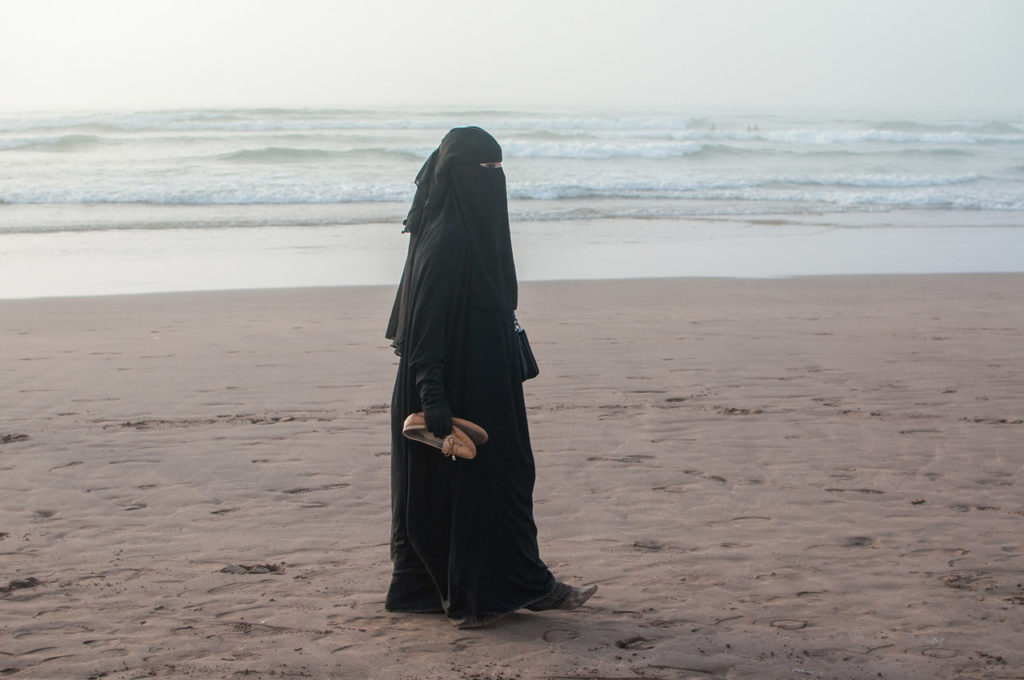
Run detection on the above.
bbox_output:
[402,412,488,460]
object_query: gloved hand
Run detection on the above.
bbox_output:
[423,403,453,438]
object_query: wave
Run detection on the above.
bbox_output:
[776,174,983,189]
[673,128,1024,145]
[4,192,1022,236]
[896,147,973,157]
[0,134,994,165]
[511,129,602,141]
[0,172,994,206]
[512,186,1024,211]
[514,173,982,196]
[219,147,337,163]
[0,182,415,205]
[509,128,1023,150]
[141,137,987,162]
[216,146,425,163]
[2,133,990,163]
[0,134,104,152]
[502,140,705,159]
[3,109,1022,141]
[874,119,1020,134]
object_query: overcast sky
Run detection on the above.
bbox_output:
[2,0,1022,115]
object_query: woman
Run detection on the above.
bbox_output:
[385,126,596,628]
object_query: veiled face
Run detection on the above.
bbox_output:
[401,125,517,313]
[438,126,502,170]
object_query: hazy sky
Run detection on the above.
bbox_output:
[2,0,1022,114]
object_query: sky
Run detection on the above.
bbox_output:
[2,0,1023,115]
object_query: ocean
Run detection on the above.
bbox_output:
[2,108,1023,298]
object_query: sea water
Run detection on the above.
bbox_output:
[1,109,1022,297]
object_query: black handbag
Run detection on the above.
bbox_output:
[514,314,539,381]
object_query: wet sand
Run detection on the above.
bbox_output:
[2,274,1022,679]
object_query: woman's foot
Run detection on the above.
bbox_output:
[526,582,598,612]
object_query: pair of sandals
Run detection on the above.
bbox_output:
[402,412,488,460]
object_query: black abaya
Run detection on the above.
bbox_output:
[385,127,556,625]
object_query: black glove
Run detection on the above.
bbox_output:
[417,364,452,438]
[423,403,453,438]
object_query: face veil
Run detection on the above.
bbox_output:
[387,127,518,353]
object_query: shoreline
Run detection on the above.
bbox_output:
[1,269,1022,303]
[2,274,1022,678]
[3,209,1023,299]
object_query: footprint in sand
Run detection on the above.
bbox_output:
[542,627,580,642]
[633,540,664,552]
[920,647,958,659]
[586,454,654,465]
[770,619,809,631]
[282,483,350,494]
[616,636,655,650]
[941,573,992,591]
[842,536,876,548]
[1,577,42,594]
[220,564,285,575]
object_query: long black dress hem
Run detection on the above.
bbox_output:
[386,580,561,629]
[448,581,562,628]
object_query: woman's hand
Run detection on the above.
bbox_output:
[423,403,453,438]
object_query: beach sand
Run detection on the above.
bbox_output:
[2,274,1022,679]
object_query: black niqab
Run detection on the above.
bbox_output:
[384,127,555,625]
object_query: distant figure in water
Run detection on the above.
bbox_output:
[385,127,596,628]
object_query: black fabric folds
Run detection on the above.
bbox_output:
[384,127,555,625]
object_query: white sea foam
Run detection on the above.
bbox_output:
[0,181,415,205]
[502,140,705,159]
[663,128,1024,145]
[0,171,991,207]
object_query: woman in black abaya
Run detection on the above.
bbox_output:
[385,127,595,628]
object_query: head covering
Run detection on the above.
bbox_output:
[387,127,517,353]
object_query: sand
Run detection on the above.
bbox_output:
[1,274,1022,680]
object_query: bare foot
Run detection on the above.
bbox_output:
[527,582,598,611]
